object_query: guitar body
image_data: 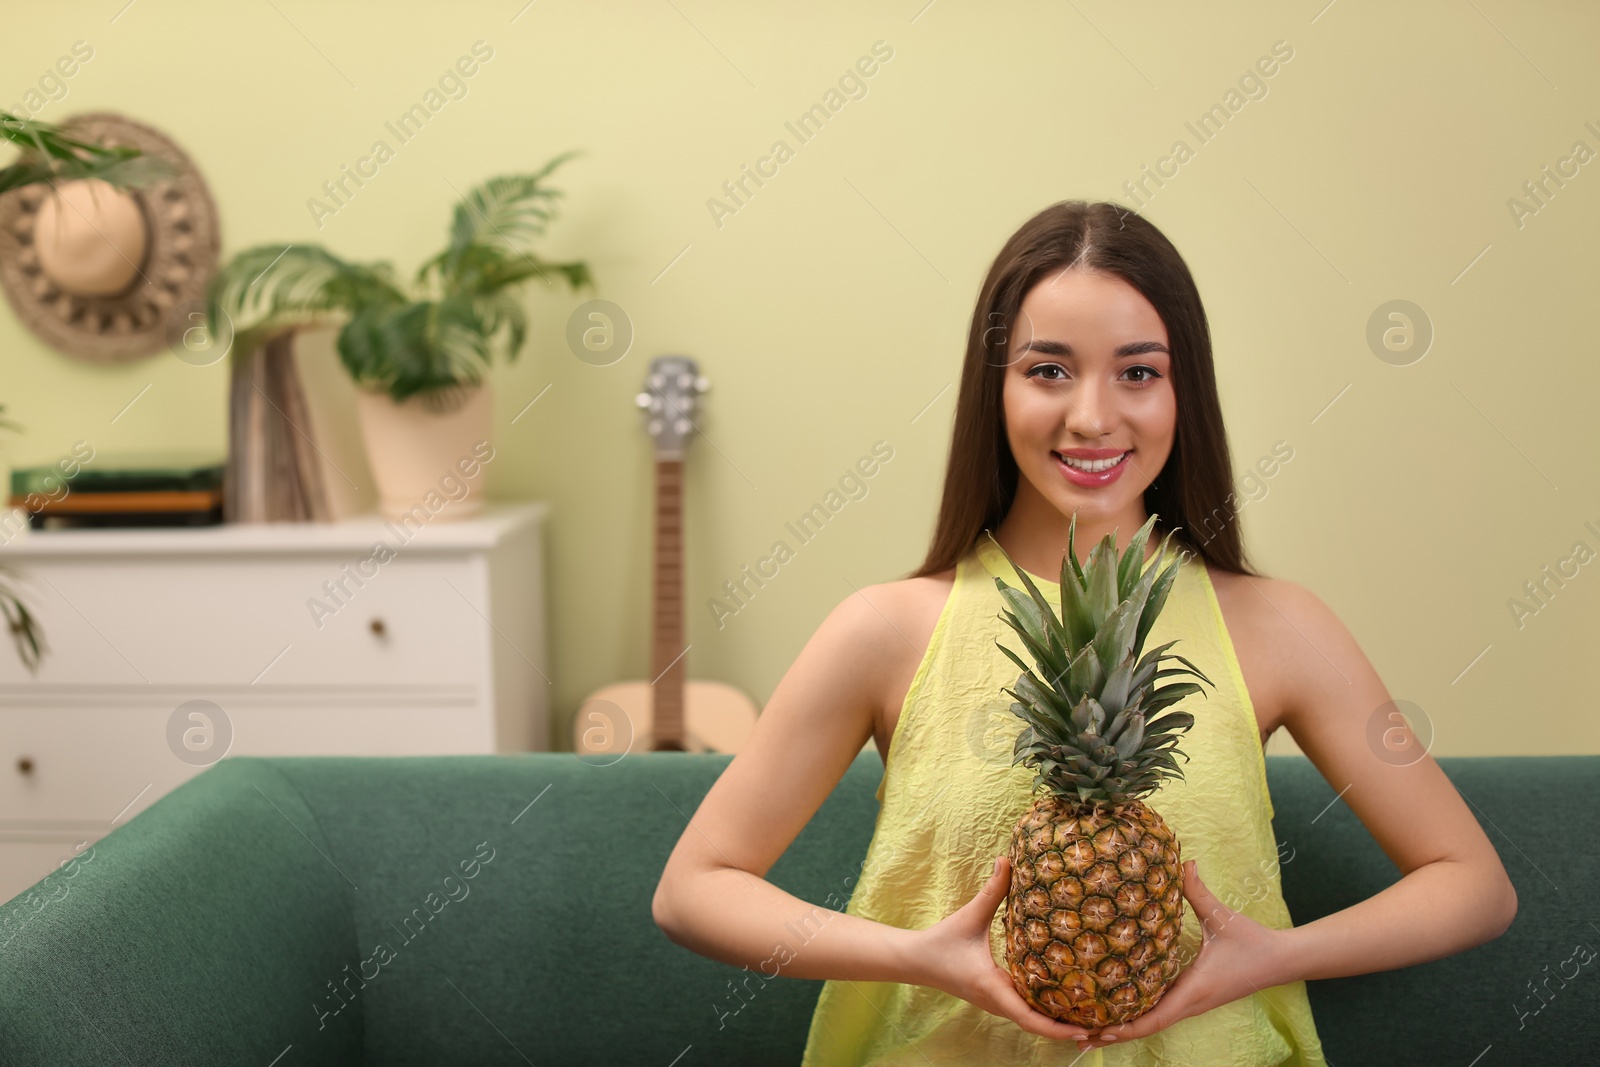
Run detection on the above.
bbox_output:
[570,353,760,756]
[573,680,758,755]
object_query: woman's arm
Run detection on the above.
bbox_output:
[652,585,919,983]
[1253,577,1518,987]
[654,583,1102,1045]
[655,863,923,984]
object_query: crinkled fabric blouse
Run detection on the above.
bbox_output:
[800,538,1327,1066]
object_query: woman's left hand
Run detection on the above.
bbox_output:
[1074,859,1292,1053]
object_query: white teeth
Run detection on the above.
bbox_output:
[1057,451,1127,473]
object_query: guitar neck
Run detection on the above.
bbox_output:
[651,457,687,747]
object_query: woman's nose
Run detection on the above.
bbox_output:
[1061,379,1111,437]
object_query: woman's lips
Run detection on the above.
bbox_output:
[1053,449,1131,487]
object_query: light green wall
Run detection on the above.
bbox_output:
[4,2,1596,755]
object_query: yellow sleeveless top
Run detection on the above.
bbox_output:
[801,536,1327,1066]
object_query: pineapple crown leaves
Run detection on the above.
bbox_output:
[984,513,1217,804]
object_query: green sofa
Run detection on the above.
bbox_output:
[0,751,1591,1064]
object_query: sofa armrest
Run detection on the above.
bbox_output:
[0,758,363,1066]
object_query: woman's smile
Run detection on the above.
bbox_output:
[1053,447,1132,486]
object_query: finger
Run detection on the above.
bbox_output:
[1013,1007,1100,1043]
[1081,977,1195,1047]
[1182,859,1233,935]
[988,970,1099,1042]
[982,855,1011,913]
[953,856,1011,932]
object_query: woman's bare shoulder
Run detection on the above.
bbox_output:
[843,565,958,756]
[866,565,960,644]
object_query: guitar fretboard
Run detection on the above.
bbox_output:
[651,457,686,750]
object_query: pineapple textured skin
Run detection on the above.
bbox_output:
[1006,795,1183,1027]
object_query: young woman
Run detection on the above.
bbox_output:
[652,201,1517,1064]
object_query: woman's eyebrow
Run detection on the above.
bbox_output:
[1017,339,1170,357]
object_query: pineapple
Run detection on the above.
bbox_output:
[987,513,1213,1028]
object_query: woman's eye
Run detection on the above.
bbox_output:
[1025,364,1162,384]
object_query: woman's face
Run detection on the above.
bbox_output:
[1001,267,1177,527]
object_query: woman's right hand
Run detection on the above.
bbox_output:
[913,854,1106,1046]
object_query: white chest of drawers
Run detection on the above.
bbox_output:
[0,501,550,903]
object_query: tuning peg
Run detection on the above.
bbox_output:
[675,418,691,436]
[695,375,710,393]
[634,392,651,409]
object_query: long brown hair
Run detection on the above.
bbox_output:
[907,200,1264,580]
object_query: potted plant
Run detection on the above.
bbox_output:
[206,153,593,521]
[0,115,170,672]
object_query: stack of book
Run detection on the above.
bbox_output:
[9,450,226,529]
[7,331,335,530]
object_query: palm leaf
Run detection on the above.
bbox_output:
[423,156,581,286]
[207,244,407,358]
[337,298,492,403]
[0,114,177,196]
[0,569,45,673]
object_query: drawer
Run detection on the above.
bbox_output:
[0,555,491,688]
[0,707,185,826]
[0,698,490,825]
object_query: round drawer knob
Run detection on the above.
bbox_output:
[369,618,387,637]
[17,756,34,775]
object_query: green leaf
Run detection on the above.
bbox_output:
[1145,710,1197,737]
[335,299,491,402]
[988,533,1071,652]
[1098,650,1137,717]
[1001,688,1067,741]
[1116,514,1160,600]
[1065,643,1104,704]
[1056,555,1099,652]
[207,244,407,358]
[993,638,1037,682]
[1160,651,1216,689]
[443,160,579,263]
[996,609,1070,695]
[995,584,1065,666]
[1064,511,1088,589]
[1137,529,1184,638]
[1112,724,1146,763]
[0,114,177,195]
[1143,681,1205,716]
[1014,672,1073,727]
[1091,596,1143,676]
[1085,534,1119,622]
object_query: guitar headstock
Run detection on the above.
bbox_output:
[635,355,709,459]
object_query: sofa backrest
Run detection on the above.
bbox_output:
[284,749,1600,1065]
[3,749,1593,1065]
[1263,751,1595,1064]
[261,749,884,1065]
[264,749,1600,1064]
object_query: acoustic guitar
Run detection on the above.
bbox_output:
[572,355,759,756]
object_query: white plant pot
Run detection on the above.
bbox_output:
[352,382,494,523]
